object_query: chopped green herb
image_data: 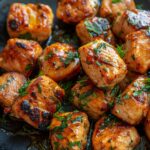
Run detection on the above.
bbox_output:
[136,4,143,9]
[111,85,120,97]
[112,0,122,3]
[94,43,106,55]
[18,81,30,96]
[116,45,125,58]
[133,90,143,97]
[69,141,81,148]
[37,84,42,93]
[84,18,109,37]
[56,134,64,140]
[72,116,83,123]
[45,51,53,60]
[79,90,93,100]
[96,61,102,66]
[123,94,130,99]
[25,64,32,71]
[19,33,32,39]
[60,51,79,67]
[77,76,88,86]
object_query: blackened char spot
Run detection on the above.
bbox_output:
[9,20,19,31]
[16,42,27,49]
[29,107,40,121]
[38,120,50,130]
[21,100,30,113]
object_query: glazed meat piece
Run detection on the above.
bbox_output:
[12,75,65,129]
[40,42,80,81]
[56,0,99,23]
[112,10,150,40]
[99,0,136,20]
[79,39,127,88]
[92,114,140,150]
[71,76,109,120]
[0,72,26,112]
[50,111,89,150]
[76,17,115,45]
[7,3,54,42]
[0,38,42,77]
[112,76,149,125]
[144,108,150,141]
[124,30,150,74]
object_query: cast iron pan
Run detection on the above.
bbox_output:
[0,0,150,150]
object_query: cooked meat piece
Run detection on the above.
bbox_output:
[56,0,99,23]
[76,17,115,45]
[71,76,109,119]
[12,75,65,129]
[0,72,26,113]
[92,114,140,150]
[50,111,89,150]
[99,0,136,20]
[112,76,149,125]
[112,10,150,40]
[0,38,42,77]
[79,39,127,88]
[7,3,54,42]
[124,30,150,74]
[40,42,80,81]
[144,108,150,141]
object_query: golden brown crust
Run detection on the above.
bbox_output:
[76,17,115,45]
[12,75,65,129]
[7,3,54,42]
[0,72,26,110]
[124,30,150,74]
[92,115,140,150]
[56,0,99,23]
[112,10,150,40]
[112,76,149,125]
[79,39,127,88]
[144,109,150,141]
[40,42,80,81]
[50,111,90,150]
[99,0,136,20]
[71,76,109,119]
[0,38,42,77]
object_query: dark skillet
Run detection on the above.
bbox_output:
[0,0,149,150]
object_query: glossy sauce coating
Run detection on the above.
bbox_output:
[79,39,127,88]
[50,111,90,150]
[12,75,65,129]
[56,0,99,23]
[71,76,109,120]
[99,0,136,20]
[124,30,150,74]
[113,10,150,40]
[76,17,115,45]
[7,3,54,42]
[112,76,149,125]
[40,42,80,81]
[0,38,42,77]
[92,115,140,150]
[0,72,26,111]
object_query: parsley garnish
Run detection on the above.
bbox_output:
[69,141,81,148]
[79,90,93,100]
[56,134,64,140]
[60,51,79,67]
[116,45,125,58]
[45,51,53,60]
[37,84,42,93]
[72,116,83,123]
[94,43,106,55]
[18,81,30,96]
[84,18,109,37]
[112,0,122,3]
[25,64,32,71]
[111,85,120,97]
